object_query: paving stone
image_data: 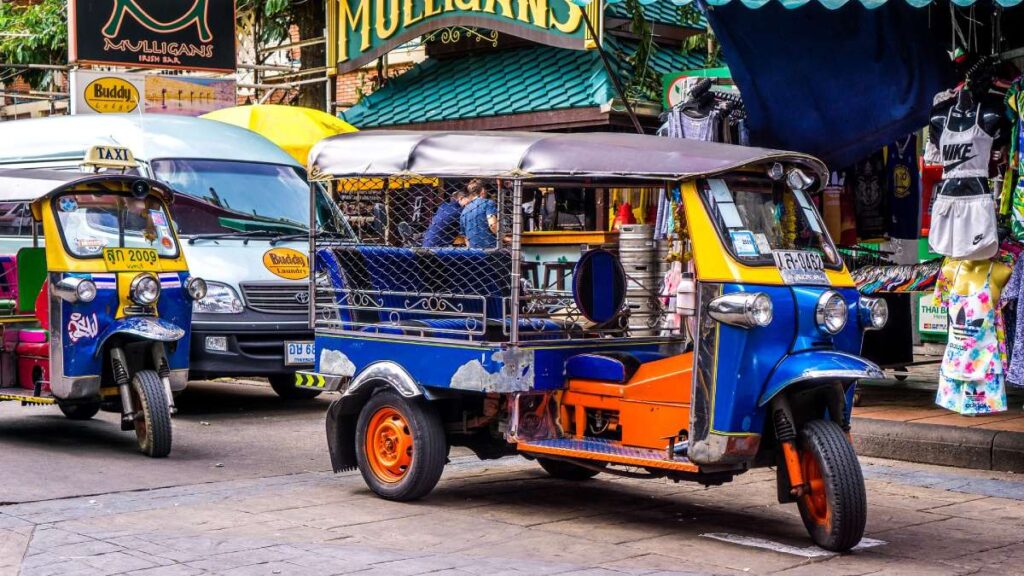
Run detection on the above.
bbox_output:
[81,551,159,573]
[123,565,206,576]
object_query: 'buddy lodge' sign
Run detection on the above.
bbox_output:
[328,0,601,73]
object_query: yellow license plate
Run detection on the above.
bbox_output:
[103,248,159,272]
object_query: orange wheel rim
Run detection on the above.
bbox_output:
[364,406,413,483]
[800,450,830,527]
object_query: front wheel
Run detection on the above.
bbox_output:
[269,374,322,400]
[59,401,101,421]
[796,419,866,552]
[131,370,172,458]
[355,390,446,501]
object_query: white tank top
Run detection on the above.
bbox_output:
[940,104,994,179]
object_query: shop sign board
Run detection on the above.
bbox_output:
[69,0,237,72]
[71,70,236,117]
[327,0,601,74]
[917,297,948,336]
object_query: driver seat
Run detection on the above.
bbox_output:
[565,351,666,384]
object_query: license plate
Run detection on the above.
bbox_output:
[772,250,824,271]
[772,250,829,286]
[103,248,159,272]
[284,341,315,366]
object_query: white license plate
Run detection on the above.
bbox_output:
[773,250,824,271]
[284,341,315,366]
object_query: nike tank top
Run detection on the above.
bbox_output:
[940,103,994,180]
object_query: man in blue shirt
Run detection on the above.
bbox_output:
[423,190,467,247]
[459,179,498,248]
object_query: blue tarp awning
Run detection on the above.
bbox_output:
[704,1,955,167]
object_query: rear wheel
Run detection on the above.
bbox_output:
[537,458,606,480]
[796,419,866,552]
[355,390,446,501]
[59,401,101,421]
[131,370,172,458]
[269,374,322,399]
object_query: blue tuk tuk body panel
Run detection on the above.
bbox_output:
[58,271,192,379]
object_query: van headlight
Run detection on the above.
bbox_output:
[186,276,208,300]
[193,282,243,314]
[859,297,888,331]
[816,291,848,335]
[708,292,773,328]
[130,273,161,305]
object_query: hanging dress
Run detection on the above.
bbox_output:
[934,263,1008,415]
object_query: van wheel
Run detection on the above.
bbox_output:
[269,374,322,399]
[355,390,446,501]
[59,401,101,421]
[797,420,866,552]
[537,458,606,480]
[131,370,172,458]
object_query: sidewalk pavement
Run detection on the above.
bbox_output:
[852,386,1024,473]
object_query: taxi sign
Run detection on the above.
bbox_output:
[103,248,159,272]
[83,145,138,171]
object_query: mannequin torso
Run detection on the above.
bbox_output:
[940,258,1011,300]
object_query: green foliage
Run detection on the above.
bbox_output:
[620,0,661,102]
[0,0,68,88]
[237,0,293,45]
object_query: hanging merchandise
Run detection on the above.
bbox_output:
[1003,77,1024,240]
[821,173,843,241]
[852,151,888,240]
[658,79,748,145]
[853,260,942,295]
[933,261,1009,415]
[885,134,921,239]
[999,254,1024,388]
[928,94,1001,260]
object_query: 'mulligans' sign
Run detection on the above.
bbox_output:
[69,0,236,72]
[329,0,594,74]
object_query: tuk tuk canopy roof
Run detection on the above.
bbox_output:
[309,131,828,183]
[0,169,172,204]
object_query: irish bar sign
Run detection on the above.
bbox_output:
[328,0,598,74]
[69,0,237,72]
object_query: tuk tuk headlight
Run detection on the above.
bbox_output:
[859,296,888,331]
[708,292,773,328]
[816,291,848,335]
[130,273,161,305]
[194,281,243,314]
[186,276,207,301]
[53,277,97,303]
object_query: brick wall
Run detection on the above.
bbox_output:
[335,62,415,112]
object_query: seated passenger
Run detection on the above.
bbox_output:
[459,179,498,248]
[423,189,468,248]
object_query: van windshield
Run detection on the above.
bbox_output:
[699,176,841,268]
[151,159,350,237]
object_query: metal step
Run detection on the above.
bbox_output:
[0,387,55,405]
[517,437,699,472]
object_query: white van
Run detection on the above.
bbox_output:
[0,114,350,399]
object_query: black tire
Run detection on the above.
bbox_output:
[58,401,101,421]
[796,419,866,552]
[269,374,322,399]
[537,458,605,480]
[131,370,172,458]
[355,389,446,501]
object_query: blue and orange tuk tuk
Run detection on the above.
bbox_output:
[299,131,887,551]
[0,151,206,457]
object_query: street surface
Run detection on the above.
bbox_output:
[2,380,1024,575]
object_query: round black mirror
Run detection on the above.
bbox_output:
[131,180,151,199]
[572,249,626,324]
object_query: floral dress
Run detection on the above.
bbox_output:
[933,263,1008,415]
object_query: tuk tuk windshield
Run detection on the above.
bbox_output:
[700,175,841,268]
[54,193,180,258]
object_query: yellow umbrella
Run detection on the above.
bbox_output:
[201,104,357,165]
